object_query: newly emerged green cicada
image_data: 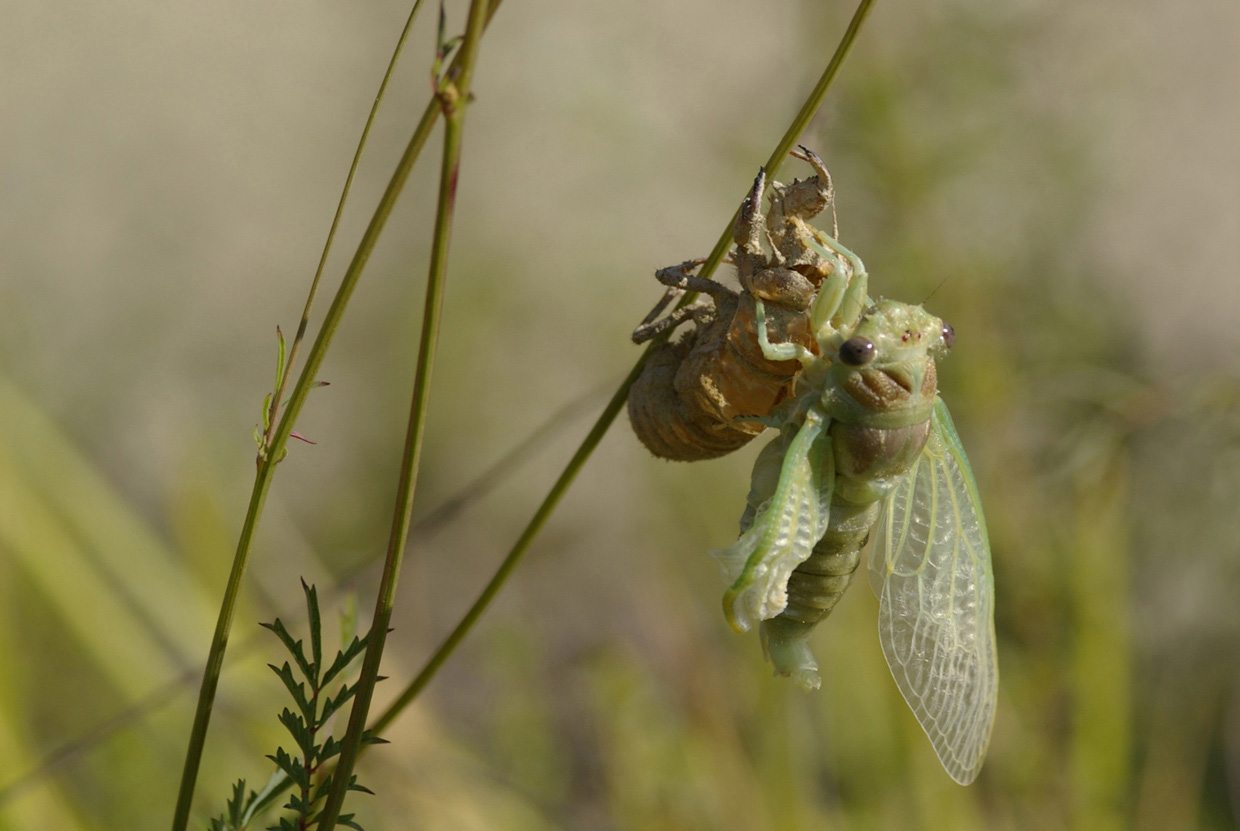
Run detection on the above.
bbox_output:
[714,228,998,784]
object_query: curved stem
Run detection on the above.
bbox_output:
[368,357,648,736]
[313,0,492,826]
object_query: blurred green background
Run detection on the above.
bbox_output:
[2,0,1238,828]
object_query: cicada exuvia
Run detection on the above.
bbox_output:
[628,148,865,460]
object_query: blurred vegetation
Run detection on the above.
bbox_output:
[1,0,1237,829]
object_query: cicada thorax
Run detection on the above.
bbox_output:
[628,149,841,462]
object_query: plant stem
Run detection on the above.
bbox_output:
[261,0,427,460]
[170,466,276,831]
[169,3,508,827]
[312,0,491,826]
[758,0,876,205]
[365,0,879,741]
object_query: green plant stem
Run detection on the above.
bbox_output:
[169,468,275,831]
[171,103,436,831]
[365,0,878,742]
[169,3,507,827]
[313,0,492,826]
[261,0,427,458]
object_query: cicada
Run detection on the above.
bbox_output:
[628,148,852,460]
[714,229,998,784]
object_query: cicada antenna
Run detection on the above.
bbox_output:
[921,275,952,306]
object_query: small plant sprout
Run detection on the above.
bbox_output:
[254,327,329,467]
[209,581,382,830]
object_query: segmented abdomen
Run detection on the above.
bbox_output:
[628,295,809,461]
[627,331,763,460]
[763,499,878,647]
[760,418,931,651]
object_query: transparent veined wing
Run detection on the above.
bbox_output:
[714,409,834,633]
[869,398,997,784]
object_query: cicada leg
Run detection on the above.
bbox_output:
[806,230,869,347]
[764,147,839,281]
[754,298,816,366]
[631,258,735,344]
[631,294,713,344]
[732,168,781,275]
[818,233,869,335]
[733,166,818,317]
[786,146,838,238]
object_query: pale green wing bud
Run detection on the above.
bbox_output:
[713,409,834,632]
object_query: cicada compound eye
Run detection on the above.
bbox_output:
[838,336,876,366]
[941,322,956,349]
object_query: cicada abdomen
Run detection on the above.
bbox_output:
[628,148,853,461]
[753,367,938,687]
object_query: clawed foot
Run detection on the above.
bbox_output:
[632,258,734,344]
[784,146,838,237]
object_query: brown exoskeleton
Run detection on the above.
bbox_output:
[628,148,863,461]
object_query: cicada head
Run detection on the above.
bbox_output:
[823,300,952,426]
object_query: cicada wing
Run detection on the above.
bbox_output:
[869,398,997,785]
[714,410,833,633]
